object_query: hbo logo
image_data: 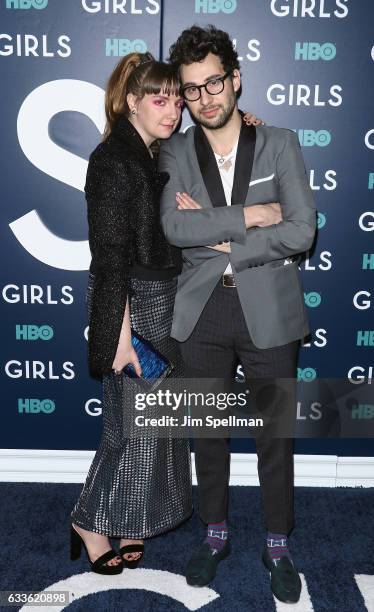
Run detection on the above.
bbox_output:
[15,324,53,340]
[6,0,48,7]
[195,0,236,12]
[295,42,336,61]
[18,399,55,413]
[351,404,374,419]
[106,39,147,57]
[297,129,331,147]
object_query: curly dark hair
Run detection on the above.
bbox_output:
[168,25,240,74]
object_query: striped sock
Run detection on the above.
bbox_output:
[204,520,228,552]
[266,532,293,567]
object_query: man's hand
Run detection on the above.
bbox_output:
[244,203,282,229]
[206,243,231,253]
[176,192,202,210]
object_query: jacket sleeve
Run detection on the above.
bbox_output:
[159,139,247,247]
[230,130,317,272]
[86,151,133,378]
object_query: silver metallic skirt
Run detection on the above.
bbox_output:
[71,275,193,538]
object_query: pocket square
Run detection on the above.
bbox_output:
[249,173,275,187]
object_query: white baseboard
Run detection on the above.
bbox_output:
[0,450,373,487]
[336,457,374,487]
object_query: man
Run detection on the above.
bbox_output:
[159,25,316,603]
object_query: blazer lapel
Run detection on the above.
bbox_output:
[194,125,227,207]
[231,120,256,206]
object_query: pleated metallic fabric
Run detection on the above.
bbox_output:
[71,274,193,538]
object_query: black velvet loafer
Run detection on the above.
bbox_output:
[186,541,231,587]
[262,546,302,603]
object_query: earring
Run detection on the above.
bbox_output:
[131,109,136,115]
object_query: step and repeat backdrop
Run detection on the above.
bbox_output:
[1,0,373,455]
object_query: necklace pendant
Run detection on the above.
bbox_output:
[221,159,233,172]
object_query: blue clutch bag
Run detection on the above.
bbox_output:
[122,329,174,391]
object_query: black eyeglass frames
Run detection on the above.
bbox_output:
[181,72,232,101]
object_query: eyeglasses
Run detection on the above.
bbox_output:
[181,72,232,102]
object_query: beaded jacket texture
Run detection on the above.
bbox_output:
[86,115,178,377]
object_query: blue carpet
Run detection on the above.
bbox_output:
[0,484,373,611]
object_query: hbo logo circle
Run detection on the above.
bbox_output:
[39,325,53,339]
[319,43,336,60]
[304,292,321,307]
[132,39,147,52]
[298,367,317,382]
[40,399,55,413]
[314,130,331,146]
[317,212,326,229]
[220,0,236,11]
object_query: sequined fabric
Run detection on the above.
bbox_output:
[71,274,192,538]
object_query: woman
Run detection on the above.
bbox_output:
[70,51,262,574]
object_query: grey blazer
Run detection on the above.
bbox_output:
[159,121,316,348]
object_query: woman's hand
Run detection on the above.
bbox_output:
[176,192,202,210]
[112,297,142,376]
[243,112,265,126]
[112,341,142,376]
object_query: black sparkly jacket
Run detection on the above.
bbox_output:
[86,115,179,378]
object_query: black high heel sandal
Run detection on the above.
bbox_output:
[70,525,123,575]
[119,543,144,569]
